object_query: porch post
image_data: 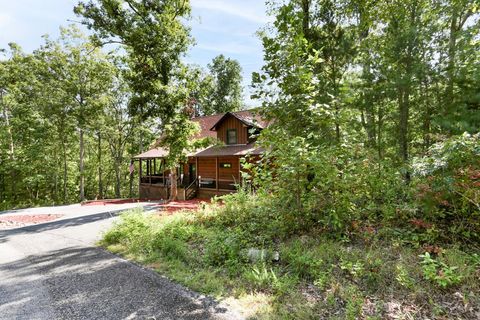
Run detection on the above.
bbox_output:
[154,158,156,175]
[238,157,241,187]
[195,157,198,179]
[139,158,142,183]
[162,158,166,187]
[216,157,219,191]
[148,159,152,184]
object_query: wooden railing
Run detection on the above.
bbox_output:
[217,179,237,191]
[185,178,198,200]
[198,178,216,189]
[140,176,166,185]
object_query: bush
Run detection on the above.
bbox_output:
[280,239,324,280]
[199,190,287,245]
[102,209,155,254]
[152,235,189,262]
[203,231,244,268]
[419,252,463,288]
[412,133,480,243]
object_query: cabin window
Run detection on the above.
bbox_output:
[220,163,232,168]
[226,129,237,144]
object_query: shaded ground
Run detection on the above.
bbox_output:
[0,203,241,320]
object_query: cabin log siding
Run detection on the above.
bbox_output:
[218,156,240,181]
[198,158,216,179]
[216,116,249,144]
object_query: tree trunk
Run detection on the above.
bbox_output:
[377,104,384,159]
[332,61,341,143]
[169,167,178,200]
[422,78,433,150]
[301,0,311,38]
[398,87,410,163]
[54,147,58,202]
[129,160,134,198]
[79,128,85,202]
[97,132,103,199]
[114,159,121,198]
[397,2,416,177]
[445,8,458,113]
[1,90,16,199]
[61,136,68,202]
[1,91,15,161]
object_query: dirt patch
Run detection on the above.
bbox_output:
[81,199,156,206]
[0,214,64,229]
[157,199,210,215]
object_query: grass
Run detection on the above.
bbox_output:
[100,207,480,319]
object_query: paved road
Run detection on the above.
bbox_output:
[0,204,242,320]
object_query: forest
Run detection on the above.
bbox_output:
[0,22,243,208]
[1,0,480,317]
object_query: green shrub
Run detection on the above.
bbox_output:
[244,262,279,290]
[281,239,323,280]
[203,231,244,268]
[419,252,463,288]
[102,209,155,254]
[395,264,415,289]
[412,133,480,243]
[153,235,189,262]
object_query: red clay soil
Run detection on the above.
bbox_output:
[82,198,210,215]
[0,214,64,230]
[82,199,161,206]
[157,199,210,215]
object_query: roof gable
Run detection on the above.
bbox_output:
[209,111,264,131]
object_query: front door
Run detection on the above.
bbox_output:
[188,163,196,184]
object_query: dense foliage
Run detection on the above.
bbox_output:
[246,0,480,243]
[202,54,244,115]
[0,27,147,207]
[1,0,479,316]
[0,1,244,208]
[184,54,244,116]
[101,206,480,318]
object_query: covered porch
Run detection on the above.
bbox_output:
[133,144,263,199]
[133,148,183,200]
[193,156,240,194]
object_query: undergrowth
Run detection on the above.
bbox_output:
[101,204,480,319]
[100,134,480,318]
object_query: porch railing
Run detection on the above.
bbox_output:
[217,179,237,191]
[140,175,165,184]
[198,178,237,191]
[185,178,198,200]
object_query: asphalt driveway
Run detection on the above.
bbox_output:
[0,203,242,320]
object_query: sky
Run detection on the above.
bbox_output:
[0,0,270,105]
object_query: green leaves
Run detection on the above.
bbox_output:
[203,55,243,115]
[75,0,192,121]
[419,252,463,288]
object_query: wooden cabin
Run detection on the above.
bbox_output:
[133,110,267,200]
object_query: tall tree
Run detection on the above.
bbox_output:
[75,0,196,199]
[202,54,243,115]
[36,27,115,202]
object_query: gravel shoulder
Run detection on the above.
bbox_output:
[0,203,242,320]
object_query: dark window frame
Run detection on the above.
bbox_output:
[226,129,237,144]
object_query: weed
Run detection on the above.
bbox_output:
[419,252,463,288]
[395,264,415,289]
